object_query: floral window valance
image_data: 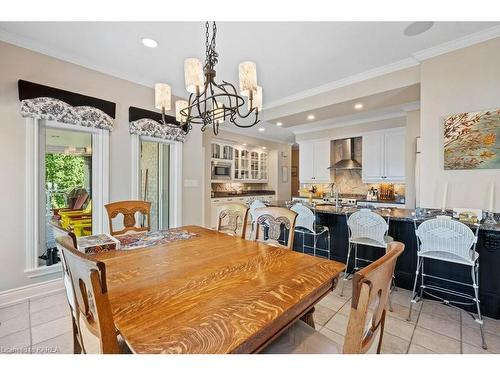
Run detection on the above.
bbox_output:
[129,118,186,142]
[20,97,114,131]
[18,80,116,131]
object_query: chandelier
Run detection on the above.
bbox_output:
[155,22,262,136]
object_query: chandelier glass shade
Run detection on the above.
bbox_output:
[156,22,261,136]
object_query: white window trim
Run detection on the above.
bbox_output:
[24,118,109,278]
[130,135,182,228]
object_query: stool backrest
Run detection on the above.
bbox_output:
[217,203,249,238]
[249,199,266,222]
[344,241,405,354]
[347,209,389,246]
[291,203,315,232]
[415,217,478,262]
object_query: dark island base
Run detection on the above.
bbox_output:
[289,213,500,319]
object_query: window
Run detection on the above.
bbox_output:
[131,135,182,230]
[140,140,170,231]
[42,127,93,266]
[25,119,109,277]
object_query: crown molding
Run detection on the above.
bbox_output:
[291,110,407,135]
[412,25,500,62]
[265,57,419,110]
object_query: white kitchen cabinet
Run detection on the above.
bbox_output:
[232,146,268,183]
[362,128,405,183]
[299,140,331,183]
[210,195,275,228]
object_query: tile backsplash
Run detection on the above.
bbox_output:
[212,182,268,192]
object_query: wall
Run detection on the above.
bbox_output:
[202,130,292,226]
[405,110,420,208]
[0,41,203,292]
[419,37,500,211]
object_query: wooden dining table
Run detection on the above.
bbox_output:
[93,225,345,354]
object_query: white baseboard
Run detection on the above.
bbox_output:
[0,278,64,308]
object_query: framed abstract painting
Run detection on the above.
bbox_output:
[444,108,500,170]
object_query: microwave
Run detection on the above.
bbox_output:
[211,161,232,180]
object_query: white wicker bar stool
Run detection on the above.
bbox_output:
[290,202,331,258]
[248,199,266,239]
[341,209,394,307]
[407,216,486,349]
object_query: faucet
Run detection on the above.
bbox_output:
[329,183,339,208]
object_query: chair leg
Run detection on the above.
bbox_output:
[302,231,305,253]
[327,230,331,259]
[340,241,352,297]
[387,275,395,312]
[407,256,422,321]
[313,234,317,257]
[354,243,358,271]
[72,317,82,354]
[472,263,487,350]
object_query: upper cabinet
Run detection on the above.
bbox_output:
[299,140,331,183]
[211,142,233,161]
[362,128,405,183]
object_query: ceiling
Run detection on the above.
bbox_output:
[1,21,499,142]
[276,84,420,128]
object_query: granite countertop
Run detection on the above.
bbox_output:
[212,190,276,198]
[292,195,405,205]
[269,200,500,232]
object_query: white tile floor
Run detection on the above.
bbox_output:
[1,280,499,354]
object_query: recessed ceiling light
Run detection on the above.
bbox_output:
[276,122,283,127]
[242,143,247,146]
[403,22,434,37]
[258,127,265,132]
[307,114,315,120]
[262,146,266,150]
[141,38,158,48]
[354,103,363,110]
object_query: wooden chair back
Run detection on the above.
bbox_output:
[57,236,120,354]
[217,203,249,239]
[343,241,404,354]
[253,207,297,249]
[105,200,151,236]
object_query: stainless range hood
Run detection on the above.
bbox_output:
[328,138,362,170]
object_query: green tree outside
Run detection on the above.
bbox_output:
[45,153,86,208]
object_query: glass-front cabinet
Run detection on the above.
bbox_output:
[240,150,250,179]
[234,148,240,179]
[259,152,268,180]
[250,151,259,179]
[211,141,269,182]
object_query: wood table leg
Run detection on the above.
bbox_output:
[300,306,316,329]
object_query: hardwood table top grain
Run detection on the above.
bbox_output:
[94,225,345,354]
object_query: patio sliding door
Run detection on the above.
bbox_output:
[140,140,170,231]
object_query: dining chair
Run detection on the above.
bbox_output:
[105,200,151,236]
[216,202,249,238]
[253,207,298,249]
[262,241,405,354]
[53,228,82,353]
[57,236,132,354]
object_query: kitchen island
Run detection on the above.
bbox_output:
[271,201,500,319]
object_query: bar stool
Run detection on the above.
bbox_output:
[248,199,266,239]
[290,202,331,258]
[408,216,486,349]
[341,209,394,305]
